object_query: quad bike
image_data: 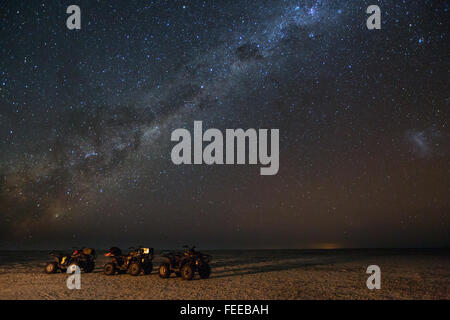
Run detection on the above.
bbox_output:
[159,245,212,280]
[103,246,154,276]
[44,247,96,274]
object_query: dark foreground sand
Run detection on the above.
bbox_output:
[0,249,448,300]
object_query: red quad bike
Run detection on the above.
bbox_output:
[159,245,212,280]
[44,247,96,274]
[103,246,154,276]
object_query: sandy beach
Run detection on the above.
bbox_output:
[0,249,448,300]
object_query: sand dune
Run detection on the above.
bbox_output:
[0,250,448,299]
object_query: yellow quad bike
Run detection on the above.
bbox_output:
[44,247,96,274]
[103,246,154,276]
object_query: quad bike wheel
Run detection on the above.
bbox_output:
[198,264,211,279]
[129,261,141,276]
[143,262,153,275]
[181,264,194,280]
[103,263,116,275]
[45,262,58,274]
[158,263,171,278]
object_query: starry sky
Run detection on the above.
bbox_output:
[0,0,448,249]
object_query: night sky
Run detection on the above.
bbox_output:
[0,0,448,249]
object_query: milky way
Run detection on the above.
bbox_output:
[0,0,448,249]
